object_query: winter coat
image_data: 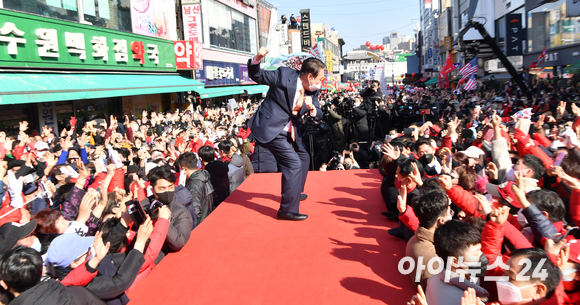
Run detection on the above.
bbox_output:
[185,170,215,224]
[204,160,230,206]
[10,279,104,305]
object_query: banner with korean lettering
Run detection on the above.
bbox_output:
[37,102,59,136]
[325,50,333,72]
[130,0,177,40]
[182,4,201,43]
[194,60,256,87]
[300,9,311,52]
[0,9,176,72]
[174,40,202,70]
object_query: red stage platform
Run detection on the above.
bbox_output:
[128,169,415,304]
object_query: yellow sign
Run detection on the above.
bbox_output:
[326,50,333,72]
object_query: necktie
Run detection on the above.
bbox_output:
[290,89,305,142]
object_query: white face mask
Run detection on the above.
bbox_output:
[505,168,517,182]
[496,279,535,305]
[30,236,42,252]
[308,77,321,91]
[562,268,578,282]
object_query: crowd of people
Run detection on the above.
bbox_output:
[0,70,579,304]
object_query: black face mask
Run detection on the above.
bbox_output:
[344,163,352,170]
[473,253,489,280]
[419,153,433,166]
[156,191,174,205]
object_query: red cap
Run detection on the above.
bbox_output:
[485,181,522,208]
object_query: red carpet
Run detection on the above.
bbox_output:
[128,169,416,304]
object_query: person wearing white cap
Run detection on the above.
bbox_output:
[458,146,485,169]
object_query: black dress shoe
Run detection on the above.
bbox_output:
[300,194,308,201]
[388,227,404,239]
[277,212,308,221]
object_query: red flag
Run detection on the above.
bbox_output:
[439,53,456,76]
[530,48,546,68]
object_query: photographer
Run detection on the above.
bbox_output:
[324,98,346,151]
[141,166,193,263]
[348,140,370,169]
[360,80,383,102]
[351,97,370,142]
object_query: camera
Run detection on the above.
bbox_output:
[126,199,147,227]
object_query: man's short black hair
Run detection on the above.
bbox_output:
[118,148,130,160]
[521,154,545,180]
[198,146,216,163]
[397,158,424,178]
[413,190,449,229]
[414,138,432,152]
[218,141,233,154]
[434,220,481,265]
[300,58,325,78]
[0,246,43,293]
[526,190,566,223]
[178,152,198,170]
[147,166,176,188]
[509,248,561,299]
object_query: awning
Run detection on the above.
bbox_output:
[241,85,269,94]
[424,78,438,85]
[564,59,580,74]
[0,73,204,105]
[481,74,512,80]
[193,87,245,99]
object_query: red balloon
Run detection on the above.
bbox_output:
[459,78,465,84]
[346,80,350,83]
[381,46,385,50]
[412,72,416,77]
[398,80,401,84]
[366,41,371,47]
[354,82,359,86]
[401,74,404,78]
[370,46,375,50]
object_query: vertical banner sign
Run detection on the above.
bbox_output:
[182,4,201,43]
[37,102,59,136]
[291,31,301,53]
[300,9,311,52]
[325,50,332,72]
[174,40,203,70]
[506,14,523,56]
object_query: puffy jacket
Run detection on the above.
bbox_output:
[10,279,104,305]
[205,160,230,206]
[185,169,215,224]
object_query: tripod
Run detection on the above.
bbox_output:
[367,106,384,142]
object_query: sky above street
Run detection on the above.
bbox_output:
[274,0,420,52]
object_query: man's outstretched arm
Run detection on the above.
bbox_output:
[248,47,280,87]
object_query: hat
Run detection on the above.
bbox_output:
[0,220,37,258]
[485,181,521,208]
[151,151,165,161]
[459,146,485,159]
[7,159,25,170]
[34,141,49,151]
[47,233,94,268]
[22,183,38,195]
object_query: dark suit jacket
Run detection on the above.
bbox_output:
[247,59,323,144]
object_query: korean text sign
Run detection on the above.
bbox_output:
[0,9,176,72]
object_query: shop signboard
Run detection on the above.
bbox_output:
[325,50,332,72]
[506,14,524,56]
[194,60,256,86]
[130,0,177,40]
[174,40,202,70]
[182,4,201,43]
[0,9,176,72]
[300,9,311,52]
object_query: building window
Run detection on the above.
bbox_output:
[207,0,257,54]
[527,0,580,52]
[2,0,132,33]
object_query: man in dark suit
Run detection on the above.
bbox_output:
[247,47,324,221]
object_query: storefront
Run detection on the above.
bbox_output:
[0,9,203,133]
[523,0,580,75]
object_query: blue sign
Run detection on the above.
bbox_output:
[194,60,256,87]
[427,48,432,58]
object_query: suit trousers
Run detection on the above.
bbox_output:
[263,131,310,213]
